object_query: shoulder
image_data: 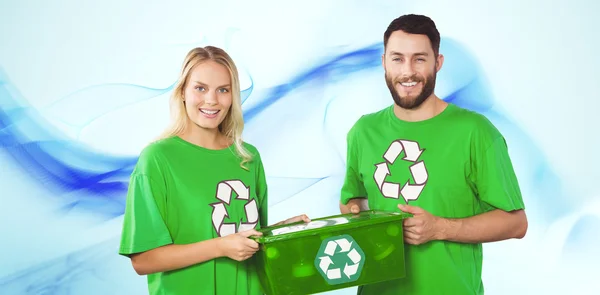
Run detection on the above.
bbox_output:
[238,142,267,176]
[139,137,178,159]
[355,106,390,127]
[241,141,260,156]
[134,137,179,173]
[241,141,265,167]
[348,106,391,137]
[446,104,504,150]
[448,104,502,137]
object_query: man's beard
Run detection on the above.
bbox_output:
[385,71,436,110]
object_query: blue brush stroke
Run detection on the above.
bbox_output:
[0,36,580,294]
[560,214,600,264]
[0,237,140,295]
[243,44,382,122]
[44,83,174,133]
[0,38,570,220]
[0,70,138,216]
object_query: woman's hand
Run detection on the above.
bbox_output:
[217,229,263,261]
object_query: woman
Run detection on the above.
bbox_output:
[119,46,309,295]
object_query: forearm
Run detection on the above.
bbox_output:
[436,209,527,243]
[131,238,222,275]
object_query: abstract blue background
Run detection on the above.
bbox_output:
[1,0,598,294]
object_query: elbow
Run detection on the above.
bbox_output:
[133,265,149,276]
[514,224,527,239]
[513,210,528,239]
[131,254,151,276]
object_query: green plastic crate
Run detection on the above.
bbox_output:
[252,210,410,295]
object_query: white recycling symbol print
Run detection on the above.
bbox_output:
[315,235,365,284]
[374,139,428,202]
[211,180,259,237]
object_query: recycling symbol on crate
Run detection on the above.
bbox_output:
[314,234,365,285]
[211,180,259,237]
[374,139,428,202]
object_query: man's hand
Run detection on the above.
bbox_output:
[398,204,528,245]
[398,204,444,245]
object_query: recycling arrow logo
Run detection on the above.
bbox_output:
[211,180,259,237]
[314,234,365,285]
[374,139,428,203]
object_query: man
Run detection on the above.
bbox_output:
[339,14,528,295]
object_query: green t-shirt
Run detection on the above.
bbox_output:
[119,136,268,295]
[341,103,525,295]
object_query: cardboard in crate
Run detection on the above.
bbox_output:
[252,210,409,295]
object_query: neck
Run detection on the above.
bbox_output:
[179,124,229,150]
[393,95,448,122]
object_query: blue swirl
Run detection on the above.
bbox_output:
[0,38,570,219]
[0,37,575,293]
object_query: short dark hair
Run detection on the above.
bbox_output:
[384,14,441,56]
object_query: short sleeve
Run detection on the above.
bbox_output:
[119,148,173,256]
[255,152,269,227]
[472,119,525,212]
[340,122,367,205]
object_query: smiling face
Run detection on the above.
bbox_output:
[182,60,233,132]
[383,30,443,110]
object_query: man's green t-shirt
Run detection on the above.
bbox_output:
[341,103,525,295]
[119,136,268,295]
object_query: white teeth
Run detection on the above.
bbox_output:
[401,82,418,87]
[200,109,219,115]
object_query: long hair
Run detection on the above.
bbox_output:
[159,46,252,169]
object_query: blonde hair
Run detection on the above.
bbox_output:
[159,46,252,169]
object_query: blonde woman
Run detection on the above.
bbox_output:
[119,46,309,295]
